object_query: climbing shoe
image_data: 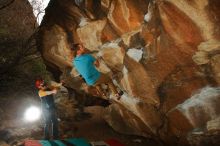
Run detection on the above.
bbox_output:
[116,91,124,100]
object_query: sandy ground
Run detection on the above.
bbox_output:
[59,106,162,146]
[0,101,163,146]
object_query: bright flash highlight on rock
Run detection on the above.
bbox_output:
[24,106,41,122]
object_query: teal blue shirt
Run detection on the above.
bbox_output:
[73,54,101,85]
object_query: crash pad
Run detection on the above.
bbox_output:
[24,140,42,146]
[105,139,125,146]
[65,138,90,146]
[24,138,90,146]
[24,138,125,146]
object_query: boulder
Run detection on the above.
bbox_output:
[37,0,220,145]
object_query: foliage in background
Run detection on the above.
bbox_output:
[0,57,52,96]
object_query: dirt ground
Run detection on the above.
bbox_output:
[0,99,163,146]
[59,106,163,146]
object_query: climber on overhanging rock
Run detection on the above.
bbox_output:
[70,43,124,100]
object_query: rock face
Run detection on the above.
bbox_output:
[0,0,39,142]
[0,0,36,74]
[38,0,220,145]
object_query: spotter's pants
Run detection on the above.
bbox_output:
[42,107,59,139]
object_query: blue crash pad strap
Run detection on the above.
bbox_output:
[60,140,76,146]
[54,140,67,146]
[38,138,90,146]
[65,138,90,146]
[39,140,59,146]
